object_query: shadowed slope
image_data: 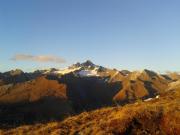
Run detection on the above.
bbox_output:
[59,73,122,112]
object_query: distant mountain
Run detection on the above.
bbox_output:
[113,69,169,104]
[0,76,73,124]
[0,69,42,85]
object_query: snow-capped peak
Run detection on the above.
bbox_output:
[56,61,101,77]
[54,67,81,75]
[40,60,108,77]
[71,60,96,69]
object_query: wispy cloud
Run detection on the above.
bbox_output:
[11,54,66,63]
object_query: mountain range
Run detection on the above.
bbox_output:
[0,60,180,134]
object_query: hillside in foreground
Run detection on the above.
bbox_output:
[1,86,179,135]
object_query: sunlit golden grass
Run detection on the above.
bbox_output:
[0,89,179,135]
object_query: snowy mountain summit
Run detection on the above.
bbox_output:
[33,60,125,81]
[71,60,96,69]
[49,60,102,77]
[70,60,100,77]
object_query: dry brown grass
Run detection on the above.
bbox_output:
[0,88,179,135]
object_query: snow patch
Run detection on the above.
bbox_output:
[104,78,109,82]
[144,98,153,102]
[156,95,160,99]
[55,67,81,75]
[78,69,99,77]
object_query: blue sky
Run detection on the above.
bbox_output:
[0,0,180,72]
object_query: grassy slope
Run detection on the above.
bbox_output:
[1,88,179,135]
[0,76,74,125]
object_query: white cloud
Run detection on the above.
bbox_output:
[11,54,66,63]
